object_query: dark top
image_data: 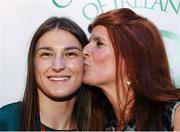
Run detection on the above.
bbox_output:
[0,102,22,130]
[0,102,75,131]
[105,101,180,131]
[1,101,179,131]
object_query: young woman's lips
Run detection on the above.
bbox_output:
[48,75,71,84]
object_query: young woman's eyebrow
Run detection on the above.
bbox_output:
[35,46,82,53]
[65,46,82,51]
[35,47,52,52]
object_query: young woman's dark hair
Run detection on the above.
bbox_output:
[87,8,180,130]
[21,17,112,130]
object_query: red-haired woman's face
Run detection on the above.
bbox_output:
[83,25,116,90]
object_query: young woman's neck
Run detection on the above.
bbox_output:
[38,89,76,130]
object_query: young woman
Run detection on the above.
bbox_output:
[83,8,180,130]
[0,17,110,130]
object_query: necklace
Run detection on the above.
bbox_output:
[40,123,46,131]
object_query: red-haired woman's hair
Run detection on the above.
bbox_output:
[88,8,180,130]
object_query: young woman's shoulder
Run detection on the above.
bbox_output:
[0,101,22,111]
[0,101,22,130]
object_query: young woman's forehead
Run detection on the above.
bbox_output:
[36,29,82,49]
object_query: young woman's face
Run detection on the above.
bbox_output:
[34,29,83,100]
[83,25,116,89]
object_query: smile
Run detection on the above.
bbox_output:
[48,76,71,83]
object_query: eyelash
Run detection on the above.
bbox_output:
[40,52,52,57]
[38,52,79,58]
[96,41,104,47]
[65,52,78,57]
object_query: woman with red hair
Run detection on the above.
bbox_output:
[83,8,180,130]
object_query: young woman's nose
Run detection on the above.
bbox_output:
[52,57,65,72]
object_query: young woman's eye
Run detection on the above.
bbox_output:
[66,52,78,57]
[40,52,52,57]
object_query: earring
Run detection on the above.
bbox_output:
[127,81,131,86]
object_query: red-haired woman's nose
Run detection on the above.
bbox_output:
[83,45,90,58]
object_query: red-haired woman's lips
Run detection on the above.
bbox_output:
[84,62,91,69]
